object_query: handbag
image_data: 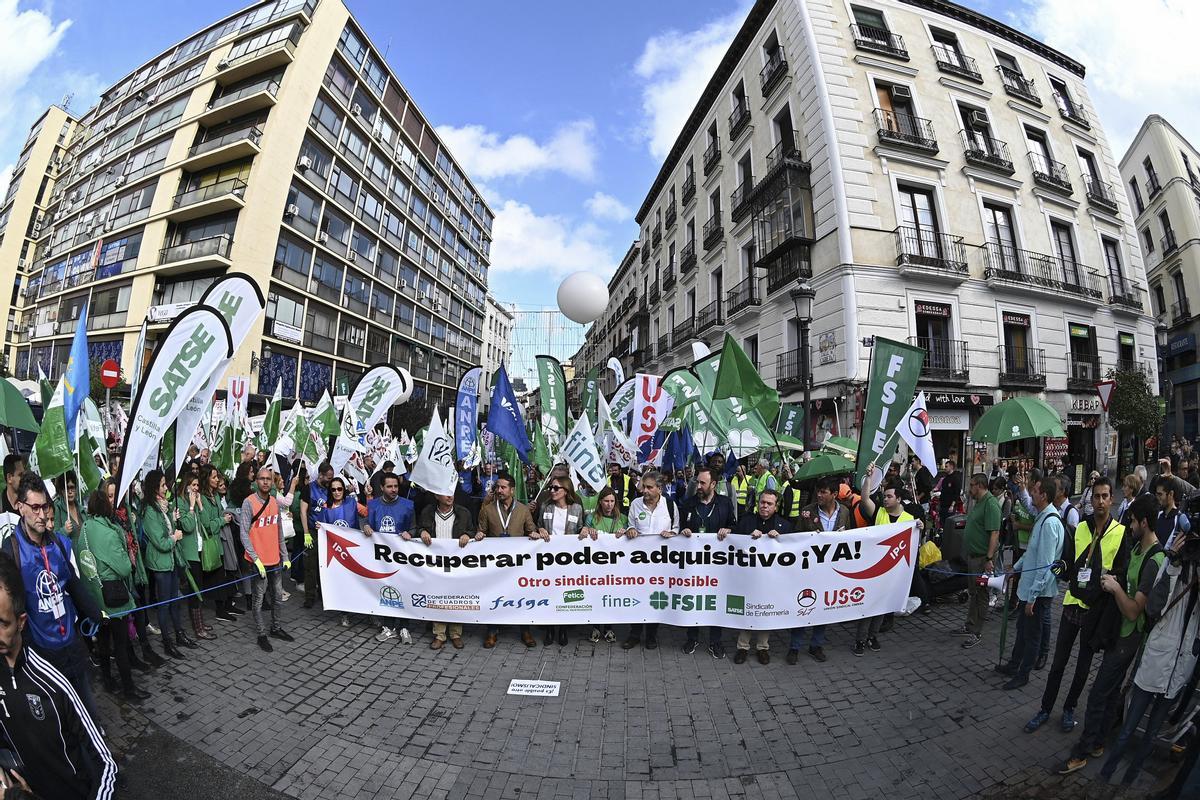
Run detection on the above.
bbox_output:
[101,579,130,607]
[201,531,222,572]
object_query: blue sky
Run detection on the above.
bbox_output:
[2,0,1198,379]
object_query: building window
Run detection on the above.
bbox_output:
[1154,285,1166,316]
[1142,227,1155,254]
[1102,238,1125,294]
[896,184,942,260]
[1050,221,1082,285]
[743,334,758,369]
[983,201,1017,270]
[1129,177,1144,213]
[1144,156,1160,191]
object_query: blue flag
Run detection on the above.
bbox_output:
[455,366,482,461]
[63,303,90,449]
[486,364,530,462]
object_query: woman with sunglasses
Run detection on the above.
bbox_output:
[580,486,625,643]
[53,472,86,544]
[142,469,198,658]
[536,475,584,646]
[318,477,360,625]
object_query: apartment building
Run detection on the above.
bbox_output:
[481,293,515,402]
[0,0,493,409]
[1119,115,1200,441]
[576,0,1155,469]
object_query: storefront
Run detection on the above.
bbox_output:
[1066,395,1101,474]
[924,392,993,470]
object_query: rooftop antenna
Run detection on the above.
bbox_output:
[60,93,74,112]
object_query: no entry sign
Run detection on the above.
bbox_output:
[100,359,120,389]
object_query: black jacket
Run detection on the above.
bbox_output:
[734,512,793,536]
[0,646,117,799]
[680,494,736,533]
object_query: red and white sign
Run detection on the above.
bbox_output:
[1095,380,1116,411]
[100,359,120,389]
[227,375,250,416]
[632,373,672,464]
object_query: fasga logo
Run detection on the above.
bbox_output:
[410,594,428,608]
[797,589,817,608]
[489,596,550,611]
[563,589,585,603]
[379,586,405,609]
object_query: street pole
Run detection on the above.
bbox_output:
[801,318,812,451]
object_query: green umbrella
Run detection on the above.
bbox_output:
[795,452,856,481]
[776,433,806,451]
[970,397,1064,444]
[0,379,39,433]
[820,436,858,461]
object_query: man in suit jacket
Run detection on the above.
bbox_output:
[476,472,537,648]
[789,476,851,665]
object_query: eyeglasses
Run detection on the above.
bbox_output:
[549,486,564,492]
[20,502,50,515]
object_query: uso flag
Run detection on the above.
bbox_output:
[897,390,936,473]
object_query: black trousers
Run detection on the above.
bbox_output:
[1008,597,1050,678]
[685,626,723,646]
[629,623,658,639]
[1072,633,1141,757]
[98,616,132,685]
[1040,605,1094,714]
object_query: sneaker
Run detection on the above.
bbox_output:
[950,625,973,637]
[339,614,350,627]
[852,640,865,657]
[1061,709,1077,732]
[375,626,397,643]
[786,648,798,665]
[590,628,601,643]
[257,635,273,653]
[1002,675,1029,690]
[809,646,827,663]
[682,640,699,655]
[1024,710,1050,733]
[1058,757,1087,775]
[645,634,658,651]
[708,643,726,660]
[866,636,881,652]
[147,623,161,636]
[399,628,412,645]
[961,633,982,649]
[604,629,617,643]
[269,628,294,642]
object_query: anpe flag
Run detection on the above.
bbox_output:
[63,304,90,450]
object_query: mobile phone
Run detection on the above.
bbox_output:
[0,749,23,772]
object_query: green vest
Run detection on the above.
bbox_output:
[1120,541,1165,638]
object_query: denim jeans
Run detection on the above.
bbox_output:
[150,568,185,636]
[789,625,826,650]
[251,569,284,637]
[685,626,723,647]
[1100,685,1176,784]
[1073,634,1142,757]
[1008,597,1051,678]
[1040,605,1094,714]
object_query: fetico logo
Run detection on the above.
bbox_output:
[563,589,585,604]
[797,589,817,608]
[649,592,717,612]
[379,586,405,609]
[725,595,745,615]
[824,587,866,608]
[650,591,669,610]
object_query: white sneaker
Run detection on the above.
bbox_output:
[294,582,304,591]
[147,623,161,635]
[399,628,412,644]
[375,626,396,643]
[339,614,350,627]
[280,590,292,602]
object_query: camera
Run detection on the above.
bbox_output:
[1175,493,1200,564]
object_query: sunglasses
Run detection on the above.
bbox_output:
[549,485,564,492]
[331,487,345,493]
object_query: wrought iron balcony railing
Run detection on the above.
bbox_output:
[875,108,938,152]
[851,24,908,59]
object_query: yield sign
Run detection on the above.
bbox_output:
[1095,380,1116,411]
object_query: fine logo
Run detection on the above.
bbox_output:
[379,586,405,609]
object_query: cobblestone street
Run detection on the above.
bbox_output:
[98,592,1183,799]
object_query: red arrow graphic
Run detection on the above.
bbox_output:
[834,529,913,580]
[325,529,399,580]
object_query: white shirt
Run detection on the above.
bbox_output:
[433,509,456,539]
[551,506,568,536]
[817,506,839,531]
[628,496,677,536]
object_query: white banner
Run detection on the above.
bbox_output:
[317,521,918,628]
[632,373,672,465]
[117,308,233,504]
[329,364,413,471]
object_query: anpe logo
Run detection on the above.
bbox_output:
[649,591,669,610]
[648,592,718,612]
[410,594,428,608]
[563,589,585,604]
[824,587,867,608]
[379,586,405,609]
[797,589,817,608]
[725,594,745,615]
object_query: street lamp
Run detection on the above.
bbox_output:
[790,282,816,450]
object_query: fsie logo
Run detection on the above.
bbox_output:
[379,586,405,610]
[649,591,717,611]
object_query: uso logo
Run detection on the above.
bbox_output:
[824,587,866,608]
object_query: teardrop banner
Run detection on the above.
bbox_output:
[172,273,266,475]
[329,363,414,472]
[116,307,234,504]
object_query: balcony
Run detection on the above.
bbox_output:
[909,337,969,384]
[157,233,233,274]
[1067,354,1102,391]
[702,215,723,251]
[760,47,788,97]
[1116,359,1148,376]
[959,131,1014,175]
[762,240,813,294]
[665,204,677,230]
[1162,229,1178,256]
[726,274,761,319]
[730,176,754,223]
[874,108,938,154]
[1055,94,1090,129]
[166,177,247,222]
[179,126,263,171]
[776,350,808,391]
[851,24,909,59]
[679,241,696,274]
[997,66,1040,106]
[681,173,696,205]
[894,226,968,283]
[658,331,672,355]
[998,346,1046,388]
[984,243,1104,303]
[1085,176,1120,214]
[1028,152,1072,194]
[1173,299,1191,324]
[728,102,751,141]
[696,298,723,333]
[1108,281,1145,315]
[641,246,649,264]
[649,283,661,306]
[672,317,695,345]
[197,78,280,127]
[652,224,662,248]
[631,348,649,371]
[703,140,721,176]
[215,29,299,85]
[931,44,982,82]
[663,262,677,290]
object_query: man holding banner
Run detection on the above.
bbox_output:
[476,472,537,648]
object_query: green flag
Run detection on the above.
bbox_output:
[579,366,601,422]
[160,426,176,475]
[535,355,567,444]
[311,389,340,438]
[711,333,779,423]
[776,403,805,439]
[211,415,234,475]
[77,430,104,496]
[496,439,527,503]
[694,352,777,458]
[32,379,73,479]
[261,378,283,449]
[854,337,925,492]
[38,364,52,411]
[531,423,552,474]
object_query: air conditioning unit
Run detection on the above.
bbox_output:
[284,203,299,218]
[104,221,114,232]
[114,176,127,187]
[217,58,230,70]
[134,90,148,102]
[351,104,362,116]
[318,232,329,244]
[1073,362,1092,381]
[969,110,990,128]
[17,259,25,269]
[146,93,158,104]
[69,190,82,202]
[891,85,912,100]
[399,279,408,289]
[298,156,312,171]
[32,223,41,235]
[373,130,384,141]
[348,251,356,262]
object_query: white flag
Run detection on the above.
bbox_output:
[330,398,366,473]
[597,391,637,467]
[896,391,937,476]
[606,357,624,388]
[562,412,606,491]
[408,408,457,496]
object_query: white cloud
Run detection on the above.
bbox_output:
[435,119,598,181]
[488,199,618,278]
[584,191,631,222]
[1018,0,1200,155]
[0,164,11,206]
[633,7,747,159]
[0,1,71,128]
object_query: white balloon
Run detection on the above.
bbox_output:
[556,271,610,324]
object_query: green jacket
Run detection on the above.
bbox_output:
[142,502,180,572]
[81,516,135,615]
[53,494,87,544]
[175,496,201,563]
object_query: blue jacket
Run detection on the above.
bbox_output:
[10,524,82,651]
[1014,504,1065,602]
[318,500,360,529]
[366,496,415,535]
